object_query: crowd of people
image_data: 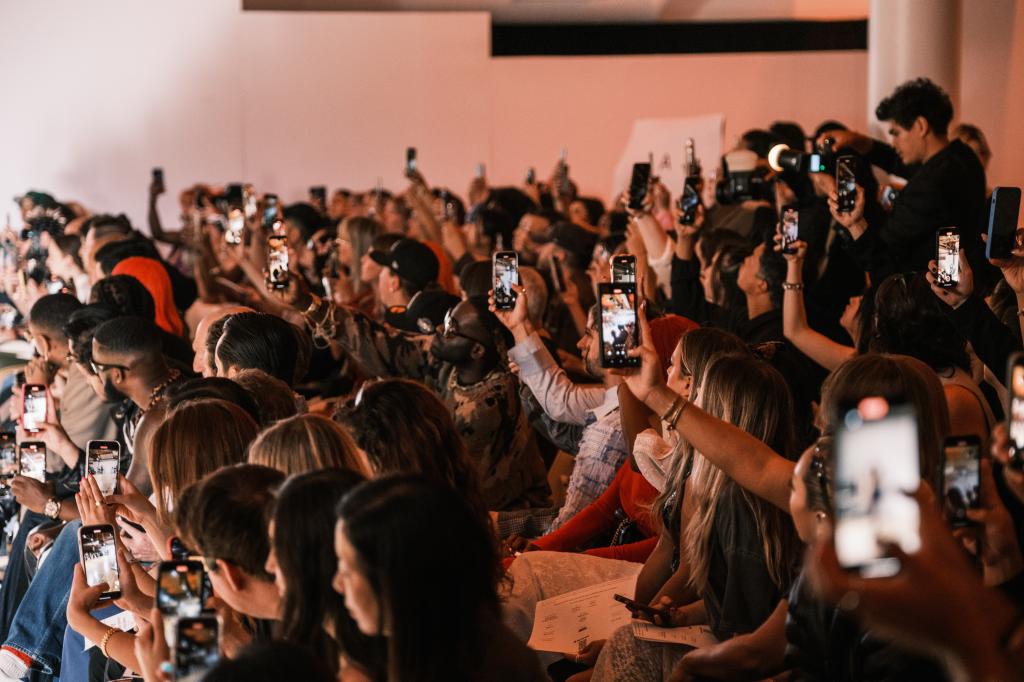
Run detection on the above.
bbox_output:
[0,75,1020,681]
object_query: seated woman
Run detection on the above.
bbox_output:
[334,475,547,682]
[248,413,367,476]
[266,468,383,681]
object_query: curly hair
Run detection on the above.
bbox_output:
[875,77,954,135]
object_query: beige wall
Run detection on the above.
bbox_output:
[0,0,1019,229]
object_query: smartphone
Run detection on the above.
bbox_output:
[225,184,243,207]
[1007,353,1024,470]
[627,163,652,212]
[262,194,279,231]
[158,561,205,644]
[611,255,636,284]
[941,435,981,528]
[266,235,289,289]
[242,184,257,221]
[78,524,121,600]
[194,189,206,211]
[549,257,565,294]
[0,432,16,497]
[833,404,920,578]
[225,209,244,245]
[309,186,327,210]
[86,440,121,497]
[405,147,417,177]
[935,228,959,288]
[780,206,800,255]
[152,168,164,186]
[175,616,220,682]
[613,593,669,621]
[18,442,46,483]
[985,187,1022,260]
[678,178,700,226]
[21,383,47,432]
[492,251,519,311]
[598,283,640,369]
[525,167,536,185]
[476,163,486,179]
[835,156,857,214]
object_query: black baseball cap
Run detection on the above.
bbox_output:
[385,288,459,334]
[369,238,439,291]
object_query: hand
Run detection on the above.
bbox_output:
[650,180,671,213]
[149,174,166,198]
[989,246,1024,295]
[208,596,252,658]
[561,268,581,309]
[18,420,76,463]
[674,204,705,240]
[991,424,1024,504]
[66,563,110,631]
[953,459,1024,584]
[10,476,55,514]
[926,248,973,309]
[106,475,158,528]
[504,534,532,555]
[468,176,488,207]
[77,475,117,527]
[269,270,313,311]
[608,303,664,403]
[827,185,866,237]
[488,284,530,334]
[22,357,56,387]
[113,547,153,617]
[815,129,872,155]
[773,232,808,265]
[566,639,605,667]
[134,609,171,682]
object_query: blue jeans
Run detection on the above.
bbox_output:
[0,510,49,643]
[4,520,81,677]
[60,604,122,682]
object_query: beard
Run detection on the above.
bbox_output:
[430,337,473,365]
[100,375,127,403]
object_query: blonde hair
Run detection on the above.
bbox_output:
[247,413,366,477]
[680,354,800,592]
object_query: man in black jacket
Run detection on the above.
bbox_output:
[820,78,992,289]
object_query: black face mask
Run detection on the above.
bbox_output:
[100,374,127,403]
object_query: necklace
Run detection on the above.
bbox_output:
[140,369,182,414]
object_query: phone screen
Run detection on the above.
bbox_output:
[175,617,220,682]
[833,405,920,578]
[627,163,652,211]
[611,256,636,284]
[267,236,290,289]
[152,168,164,185]
[986,187,1023,260]
[225,184,243,207]
[936,229,959,288]
[262,195,279,230]
[0,432,16,496]
[781,207,799,254]
[225,209,244,245]
[492,251,519,311]
[598,284,640,368]
[942,437,980,527]
[836,156,857,213]
[525,167,536,185]
[18,442,45,482]
[1008,355,1024,468]
[243,185,257,221]
[87,441,120,497]
[406,147,417,176]
[678,179,699,226]
[79,524,121,598]
[22,384,47,432]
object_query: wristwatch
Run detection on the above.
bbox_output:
[43,498,61,520]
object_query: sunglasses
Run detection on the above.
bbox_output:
[441,310,488,346]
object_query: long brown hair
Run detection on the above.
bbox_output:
[248,413,367,476]
[682,354,800,591]
[148,398,259,525]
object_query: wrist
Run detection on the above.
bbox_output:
[645,384,677,418]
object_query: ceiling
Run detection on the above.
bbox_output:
[242,0,869,24]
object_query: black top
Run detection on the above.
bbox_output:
[702,483,792,640]
[848,139,992,287]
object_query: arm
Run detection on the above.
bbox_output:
[779,239,856,371]
[147,179,185,247]
[532,465,627,552]
[630,212,671,268]
[670,599,788,682]
[519,384,585,456]
[583,535,658,562]
[618,382,660,450]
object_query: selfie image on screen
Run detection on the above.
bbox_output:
[1011,365,1024,451]
[834,407,921,578]
[176,620,220,682]
[781,208,799,251]
[937,232,959,286]
[19,445,45,483]
[268,240,289,287]
[81,527,120,593]
[943,442,980,525]
[600,289,637,364]
[493,255,517,308]
[88,451,119,497]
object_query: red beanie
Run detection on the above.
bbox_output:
[649,314,699,373]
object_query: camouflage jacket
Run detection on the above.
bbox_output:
[307,298,550,510]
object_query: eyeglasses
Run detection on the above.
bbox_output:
[441,310,488,346]
[90,359,131,376]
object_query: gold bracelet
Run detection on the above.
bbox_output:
[99,626,120,658]
[782,282,805,291]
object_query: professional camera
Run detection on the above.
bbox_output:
[767,136,837,176]
[715,149,772,205]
